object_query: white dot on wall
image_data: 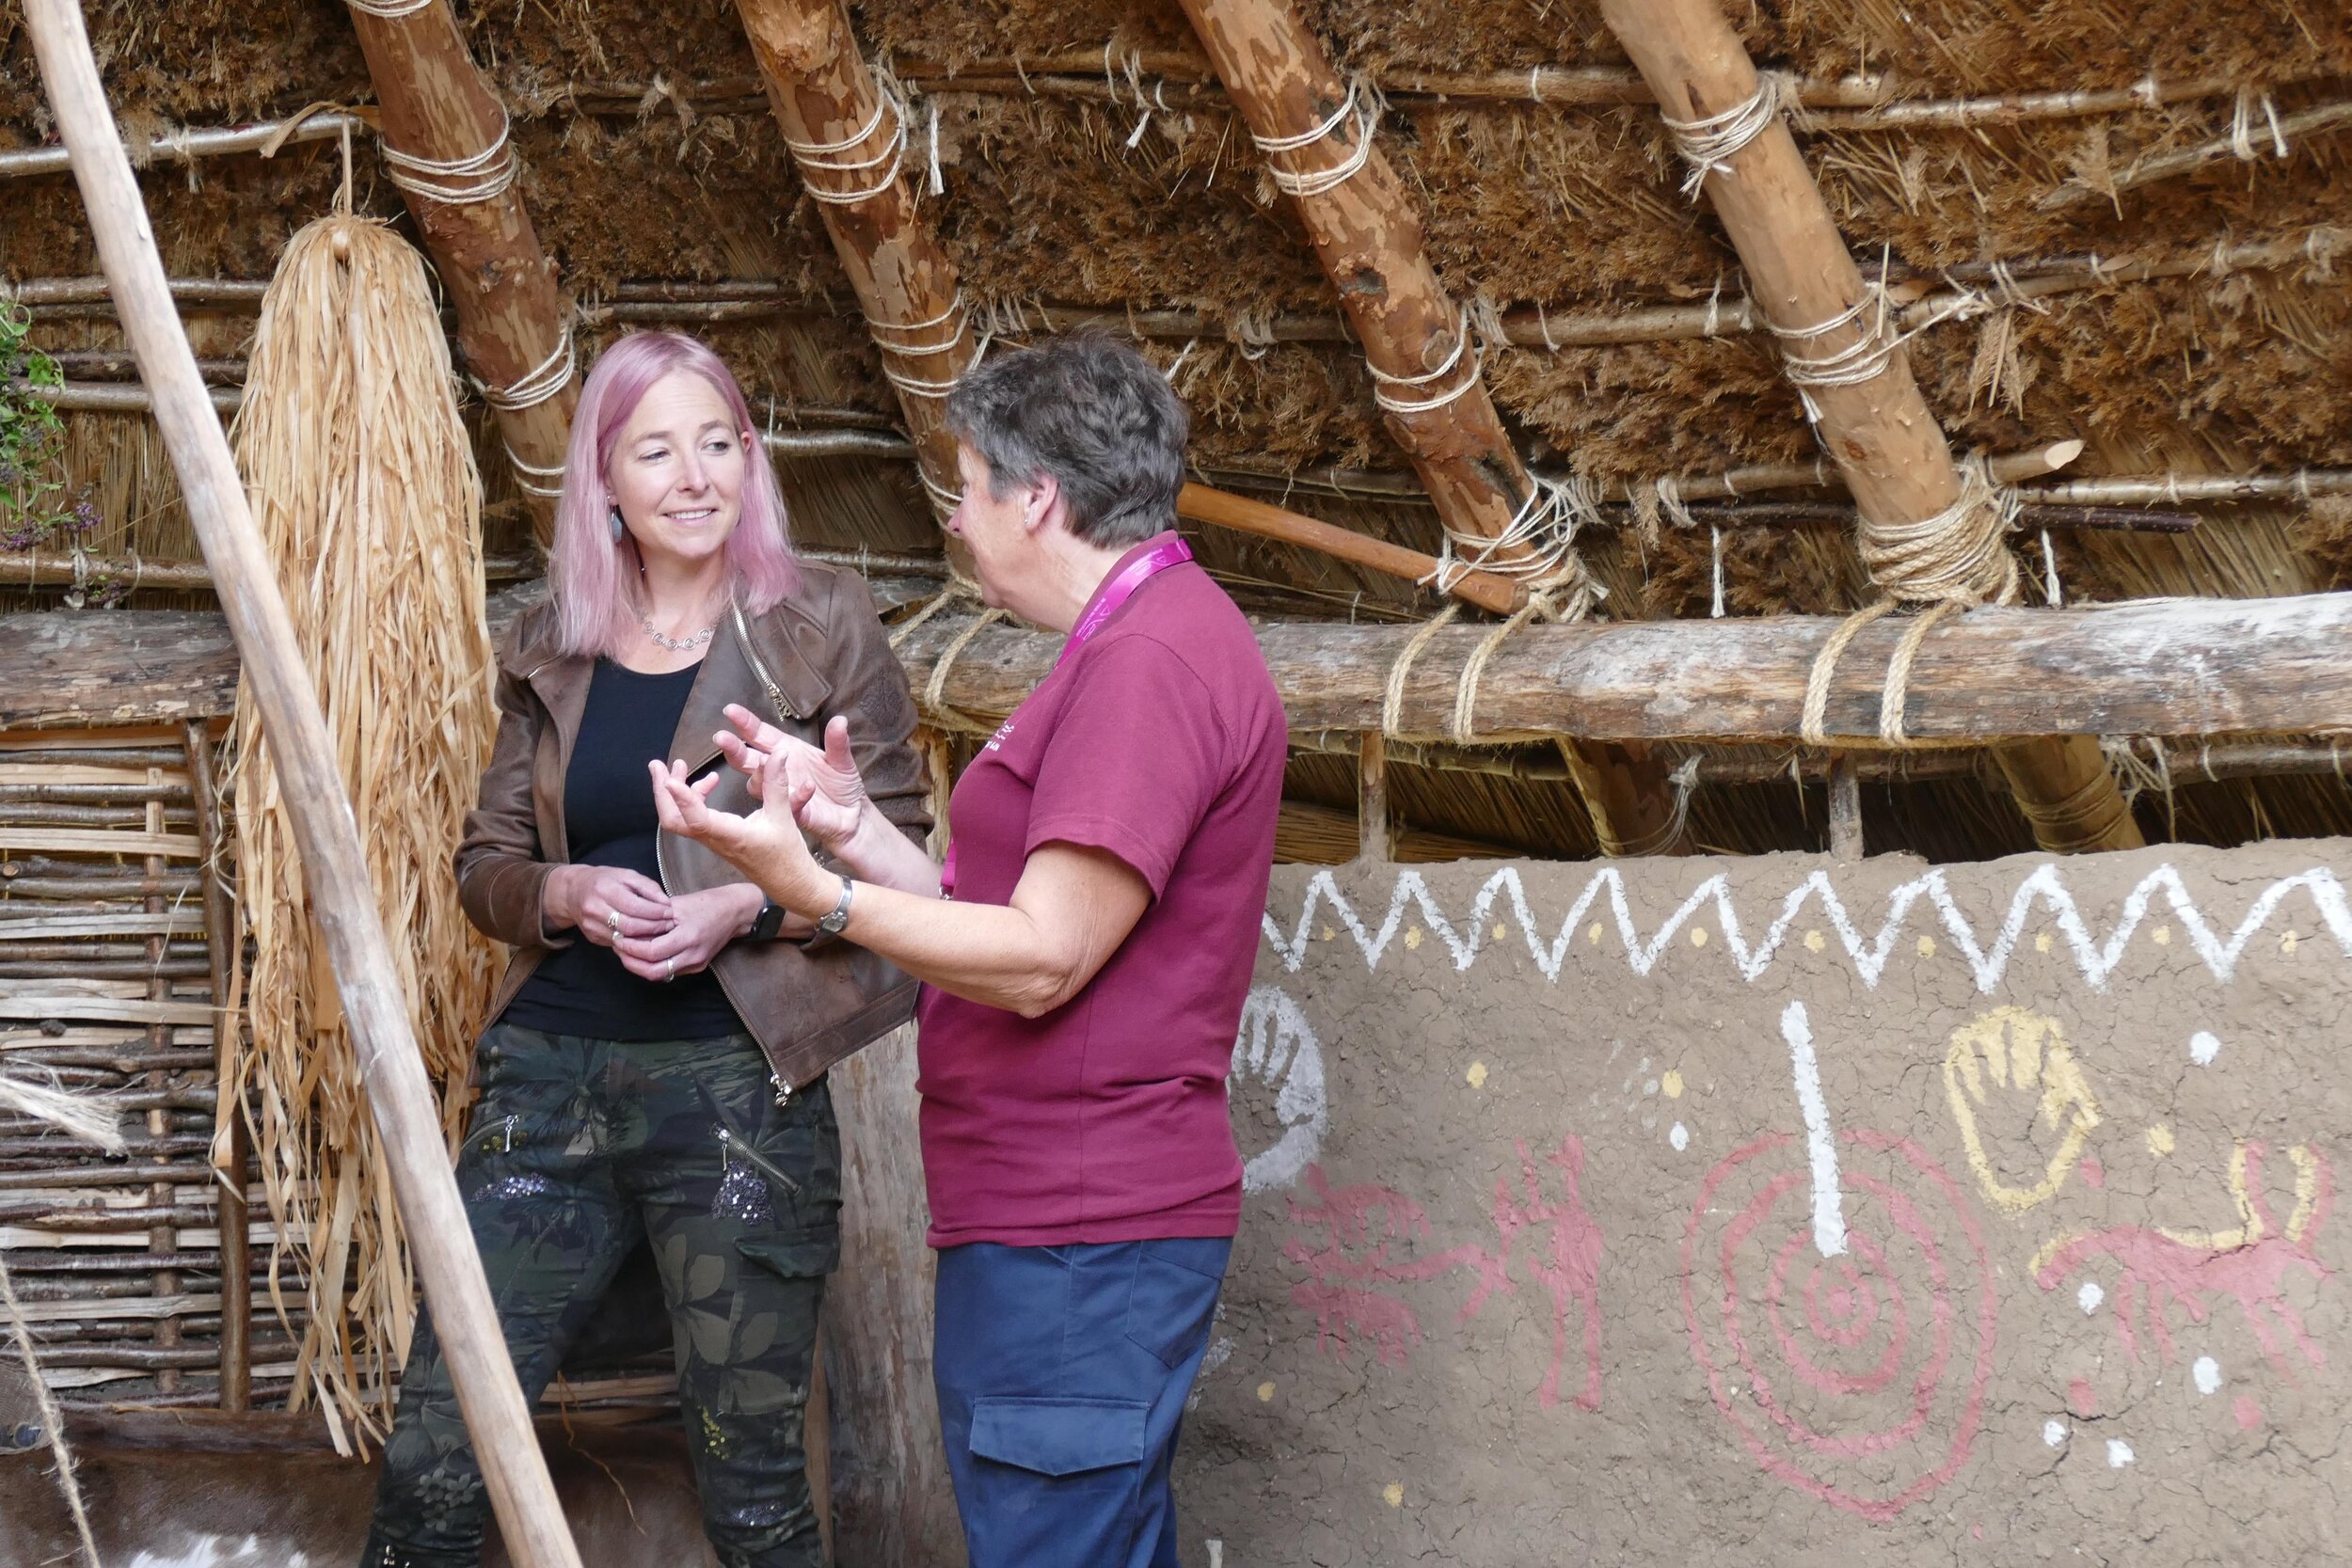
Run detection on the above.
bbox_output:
[1670,1122,1690,1151]
[2078,1281,2106,1315]
[2043,1419,2068,1448]
[2193,1356,2222,1396]
[2106,1439,2135,1468]
[2189,1031,2221,1067]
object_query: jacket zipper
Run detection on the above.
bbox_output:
[731,599,807,721]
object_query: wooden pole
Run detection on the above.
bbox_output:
[23,7,583,1564]
[1357,731,1390,861]
[1175,0,1689,851]
[733,0,972,530]
[1597,0,2140,855]
[1826,753,1864,859]
[1179,483,1521,614]
[183,718,249,1413]
[339,0,578,546]
[889,592,2352,743]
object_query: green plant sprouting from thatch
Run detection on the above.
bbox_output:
[2,297,110,599]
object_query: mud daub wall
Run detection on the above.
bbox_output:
[1189,841,2350,1566]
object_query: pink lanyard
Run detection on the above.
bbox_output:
[1057,536,1193,666]
[942,537,1191,899]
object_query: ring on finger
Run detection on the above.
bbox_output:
[605,910,623,938]
[664,958,676,981]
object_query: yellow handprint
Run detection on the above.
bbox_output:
[1944,1006,2102,1214]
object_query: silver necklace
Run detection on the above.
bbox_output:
[639,612,716,654]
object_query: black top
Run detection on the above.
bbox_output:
[501,658,747,1041]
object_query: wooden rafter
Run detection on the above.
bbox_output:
[1598,0,2143,854]
[1173,0,1692,854]
[732,0,971,528]
[341,0,577,545]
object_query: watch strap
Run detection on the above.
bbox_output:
[815,875,855,936]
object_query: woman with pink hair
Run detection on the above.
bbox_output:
[361,332,929,1568]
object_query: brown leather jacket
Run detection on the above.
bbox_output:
[455,562,930,1093]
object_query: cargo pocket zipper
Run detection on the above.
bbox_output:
[714,1126,802,1196]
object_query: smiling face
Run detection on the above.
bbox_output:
[606,370,752,569]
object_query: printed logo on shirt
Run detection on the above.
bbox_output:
[985,719,1016,752]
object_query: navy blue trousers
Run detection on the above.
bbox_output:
[933,1238,1232,1568]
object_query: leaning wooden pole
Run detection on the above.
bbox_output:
[24,7,584,1564]
[1175,0,1692,853]
[340,0,578,546]
[733,0,973,526]
[1598,0,2140,853]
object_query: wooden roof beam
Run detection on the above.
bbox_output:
[1598,0,2143,855]
[341,1,577,545]
[730,0,973,532]
[1173,0,1691,855]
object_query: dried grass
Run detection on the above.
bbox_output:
[225,213,498,1445]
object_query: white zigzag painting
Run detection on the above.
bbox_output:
[1262,862,2352,993]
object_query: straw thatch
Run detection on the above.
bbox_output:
[3,0,2350,866]
[225,212,498,1443]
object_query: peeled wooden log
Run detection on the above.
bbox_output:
[1598,0,2139,853]
[1177,483,1521,612]
[733,0,971,525]
[1177,0,1689,851]
[341,0,577,540]
[895,592,2352,744]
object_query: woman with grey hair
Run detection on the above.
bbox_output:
[651,335,1285,1568]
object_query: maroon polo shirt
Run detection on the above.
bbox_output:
[914,532,1286,1248]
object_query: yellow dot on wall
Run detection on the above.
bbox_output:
[1404,926,1423,950]
[1256,1381,1276,1402]
[1661,1069,1685,1099]
[2283,931,2300,956]
[1493,922,1507,940]
[2146,1125,2175,1157]
[1466,1061,1489,1089]
[1588,921,1605,945]
[1804,929,1825,953]
[2035,931,2053,954]
[1321,926,1335,942]
[1917,935,1937,958]
[2153,925,2172,945]
[1691,927,1709,947]
[1382,1482,1405,1509]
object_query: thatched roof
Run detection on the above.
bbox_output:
[3,0,2349,863]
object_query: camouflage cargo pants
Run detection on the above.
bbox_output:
[360,1022,839,1568]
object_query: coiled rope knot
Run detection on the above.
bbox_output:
[1661,74,1782,199]
[1799,456,2024,749]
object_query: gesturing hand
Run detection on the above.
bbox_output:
[648,752,833,917]
[716,705,869,851]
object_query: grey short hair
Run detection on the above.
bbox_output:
[943,335,1190,549]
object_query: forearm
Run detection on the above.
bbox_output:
[829,879,1077,1017]
[832,800,945,898]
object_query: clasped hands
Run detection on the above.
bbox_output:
[648,704,874,921]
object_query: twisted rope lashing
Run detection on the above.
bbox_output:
[379,111,516,206]
[781,90,908,207]
[1660,75,1782,199]
[1251,81,1379,199]
[475,324,577,499]
[1369,306,1484,418]
[344,0,437,17]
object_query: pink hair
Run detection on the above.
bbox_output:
[548,331,800,659]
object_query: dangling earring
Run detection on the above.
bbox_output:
[609,506,626,545]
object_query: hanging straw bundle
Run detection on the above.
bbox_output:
[227,213,500,1446]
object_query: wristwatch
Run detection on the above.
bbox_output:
[815,875,855,937]
[748,901,787,942]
